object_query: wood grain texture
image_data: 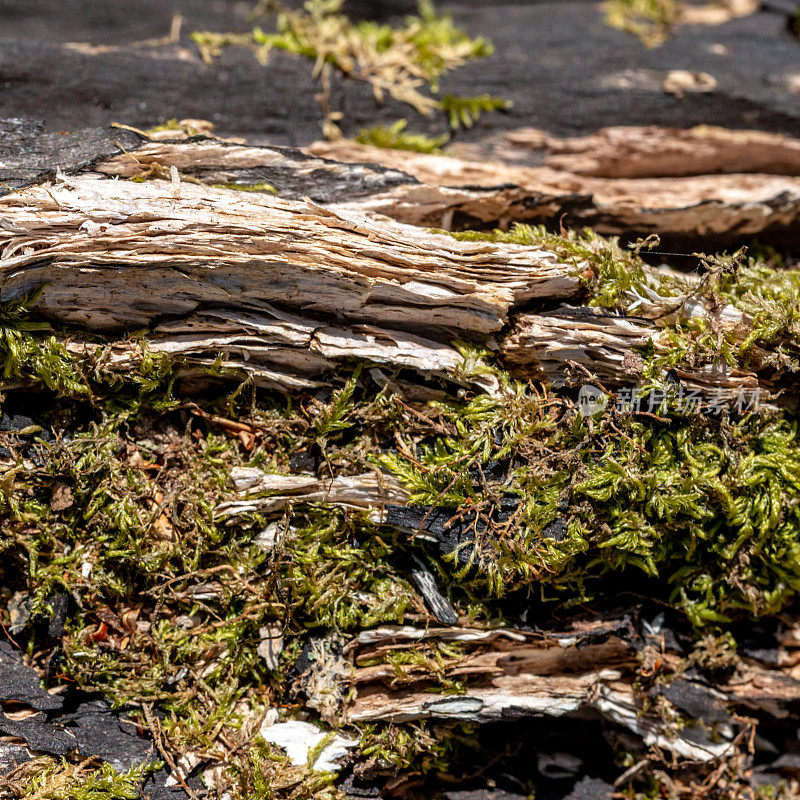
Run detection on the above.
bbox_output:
[1,134,796,400]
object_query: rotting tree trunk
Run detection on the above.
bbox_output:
[3,125,800,798]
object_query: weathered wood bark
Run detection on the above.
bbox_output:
[2,131,798,403]
[308,130,800,246]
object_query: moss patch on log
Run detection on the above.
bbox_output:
[2,221,800,798]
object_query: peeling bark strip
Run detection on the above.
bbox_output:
[215,468,409,520]
[504,125,800,179]
[0,167,581,392]
[345,621,735,763]
[503,310,763,395]
[308,132,800,243]
[0,172,577,335]
[343,616,800,764]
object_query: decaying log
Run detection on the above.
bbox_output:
[0,168,578,393]
[4,124,800,797]
[215,466,800,768]
[0,172,576,333]
[2,133,797,404]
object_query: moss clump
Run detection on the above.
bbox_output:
[193,1,508,138]
[281,508,418,629]
[356,120,449,154]
[2,758,160,800]
[438,93,511,129]
[378,361,800,626]
[0,290,87,397]
[358,722,454,776]
[604,0,679,46]
[438,223,800,381]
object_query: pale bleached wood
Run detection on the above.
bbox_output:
[0,173,578,335]
[307,138,800,241]
[94,137,569,231]
[215,468,408,521]
[0,139,795,402]
[66,308,500,393]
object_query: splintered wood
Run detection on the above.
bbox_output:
[0,134,800,404]
[1,134,794,399]
[0,169,576,392]
[309,126,800,242]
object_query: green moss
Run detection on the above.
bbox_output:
[356,120,449,154]
[378,366,800,626]
[313,365,361,440]
[382,640,467,693]
[252,0,494,100]
[7,758,160,800]
[359,722,454,774]
[0,290,87,396]
[227,737,341,800]
[282,507,417,630]
[438,93,511,129]
[194,1,505,137]
[604,0,679,47]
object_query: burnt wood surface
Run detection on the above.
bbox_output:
[1,0,800,147]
